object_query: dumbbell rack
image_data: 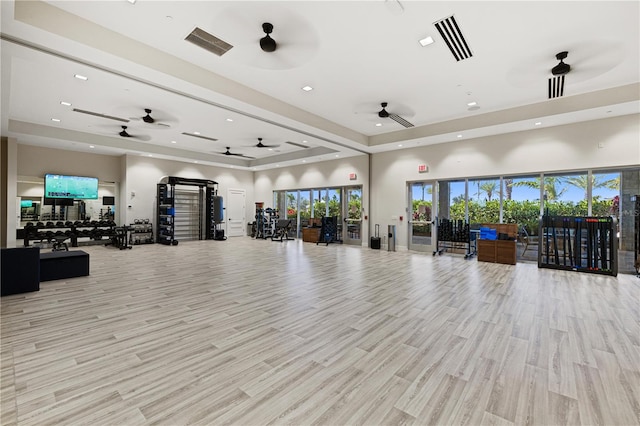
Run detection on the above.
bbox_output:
[23,220,117,248]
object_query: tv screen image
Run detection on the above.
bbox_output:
[103,196,115,205]
[20,200,33,208]
[44,174,98,199]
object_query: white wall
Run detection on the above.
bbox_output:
[254,154,371,242]
[17,144,122,182]
[4,138,18,247]
[371,114,640,250]
[123,155,254,233]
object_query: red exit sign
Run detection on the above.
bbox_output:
[349,173,357,180]
[418,164,428,173]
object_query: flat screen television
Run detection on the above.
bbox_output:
[20,200,33,208]
[44,174,98,199]
[103,196,115,205]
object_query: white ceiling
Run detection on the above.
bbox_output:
[1,0,639,170]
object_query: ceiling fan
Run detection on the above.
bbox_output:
[217,147,255,159]
[548,51,571,98]
[118,125,150,141]
[250,137,280,148]
[260,23,277,52]
[378,102,414,128]
[129,108,171,128]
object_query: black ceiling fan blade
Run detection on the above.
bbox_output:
[389,113,414,128]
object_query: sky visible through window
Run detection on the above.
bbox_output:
[411,173,619,203]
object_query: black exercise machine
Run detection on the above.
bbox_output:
[271,219,294,242]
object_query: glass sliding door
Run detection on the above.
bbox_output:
[409,181,436,252]
[343,186,362,245]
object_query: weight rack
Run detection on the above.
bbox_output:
[538,215,618,276]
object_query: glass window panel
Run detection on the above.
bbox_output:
[446,180,466,221]
[468,177,500,224]
[592,171,620,217]
[544,172,588,216]
[503,175,541,235]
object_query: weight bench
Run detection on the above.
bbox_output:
[271,219,294,242]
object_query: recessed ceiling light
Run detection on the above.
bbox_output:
[74,74,88,81]
[89,145,95,148]
[226,118,233,122]
[467,101,477,107]
[535,122,542,126]
[171,140,177,144]
[335,155,339,158]
[302,85,313,91]
[457,134,463,138]
[193,131,200,135]
[127,0,136,4]
[51,118,60,122]
[376,123,383,127]
[302,140,308,143]
[268,148,273,151]
[302,160,306,163]
[148,154,153,157]
[398,144,403,147]
[276,164,280,167]
[60,101,71,106]
[419,36,434,47]
[194,161,198,164]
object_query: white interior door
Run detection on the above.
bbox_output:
[226,188,246,237]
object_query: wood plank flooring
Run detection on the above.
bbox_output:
[1,238,639,425]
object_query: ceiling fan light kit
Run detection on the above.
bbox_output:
[260,22,277,52]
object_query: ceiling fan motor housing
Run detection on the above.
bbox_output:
[260,22,277,52]
[378,102,390,118]
[552,51,571,76]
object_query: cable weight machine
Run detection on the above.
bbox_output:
[156,176,223,245]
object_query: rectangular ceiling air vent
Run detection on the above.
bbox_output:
[433,15,473,61]
[181,132,218,142]
[185,27,233,56]
[548,75,565,99]
[72,108,129,123]
[285,141,310,149]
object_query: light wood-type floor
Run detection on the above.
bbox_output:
[2,238,639,426]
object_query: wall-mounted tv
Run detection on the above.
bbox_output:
[20,200,33,208]
[103,196,115,205]
[44,174,98,199]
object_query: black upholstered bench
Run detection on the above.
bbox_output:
[1,247,40,296]
[40,250,90,282]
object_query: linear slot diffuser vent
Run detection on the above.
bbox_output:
[73,108,129,123]
[285,141,310,149]
[185,27,233,56]
[548,75,565,99]
[433,15,473,61]
[181,132,218,142]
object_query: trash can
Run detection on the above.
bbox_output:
[388,225,396,252]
